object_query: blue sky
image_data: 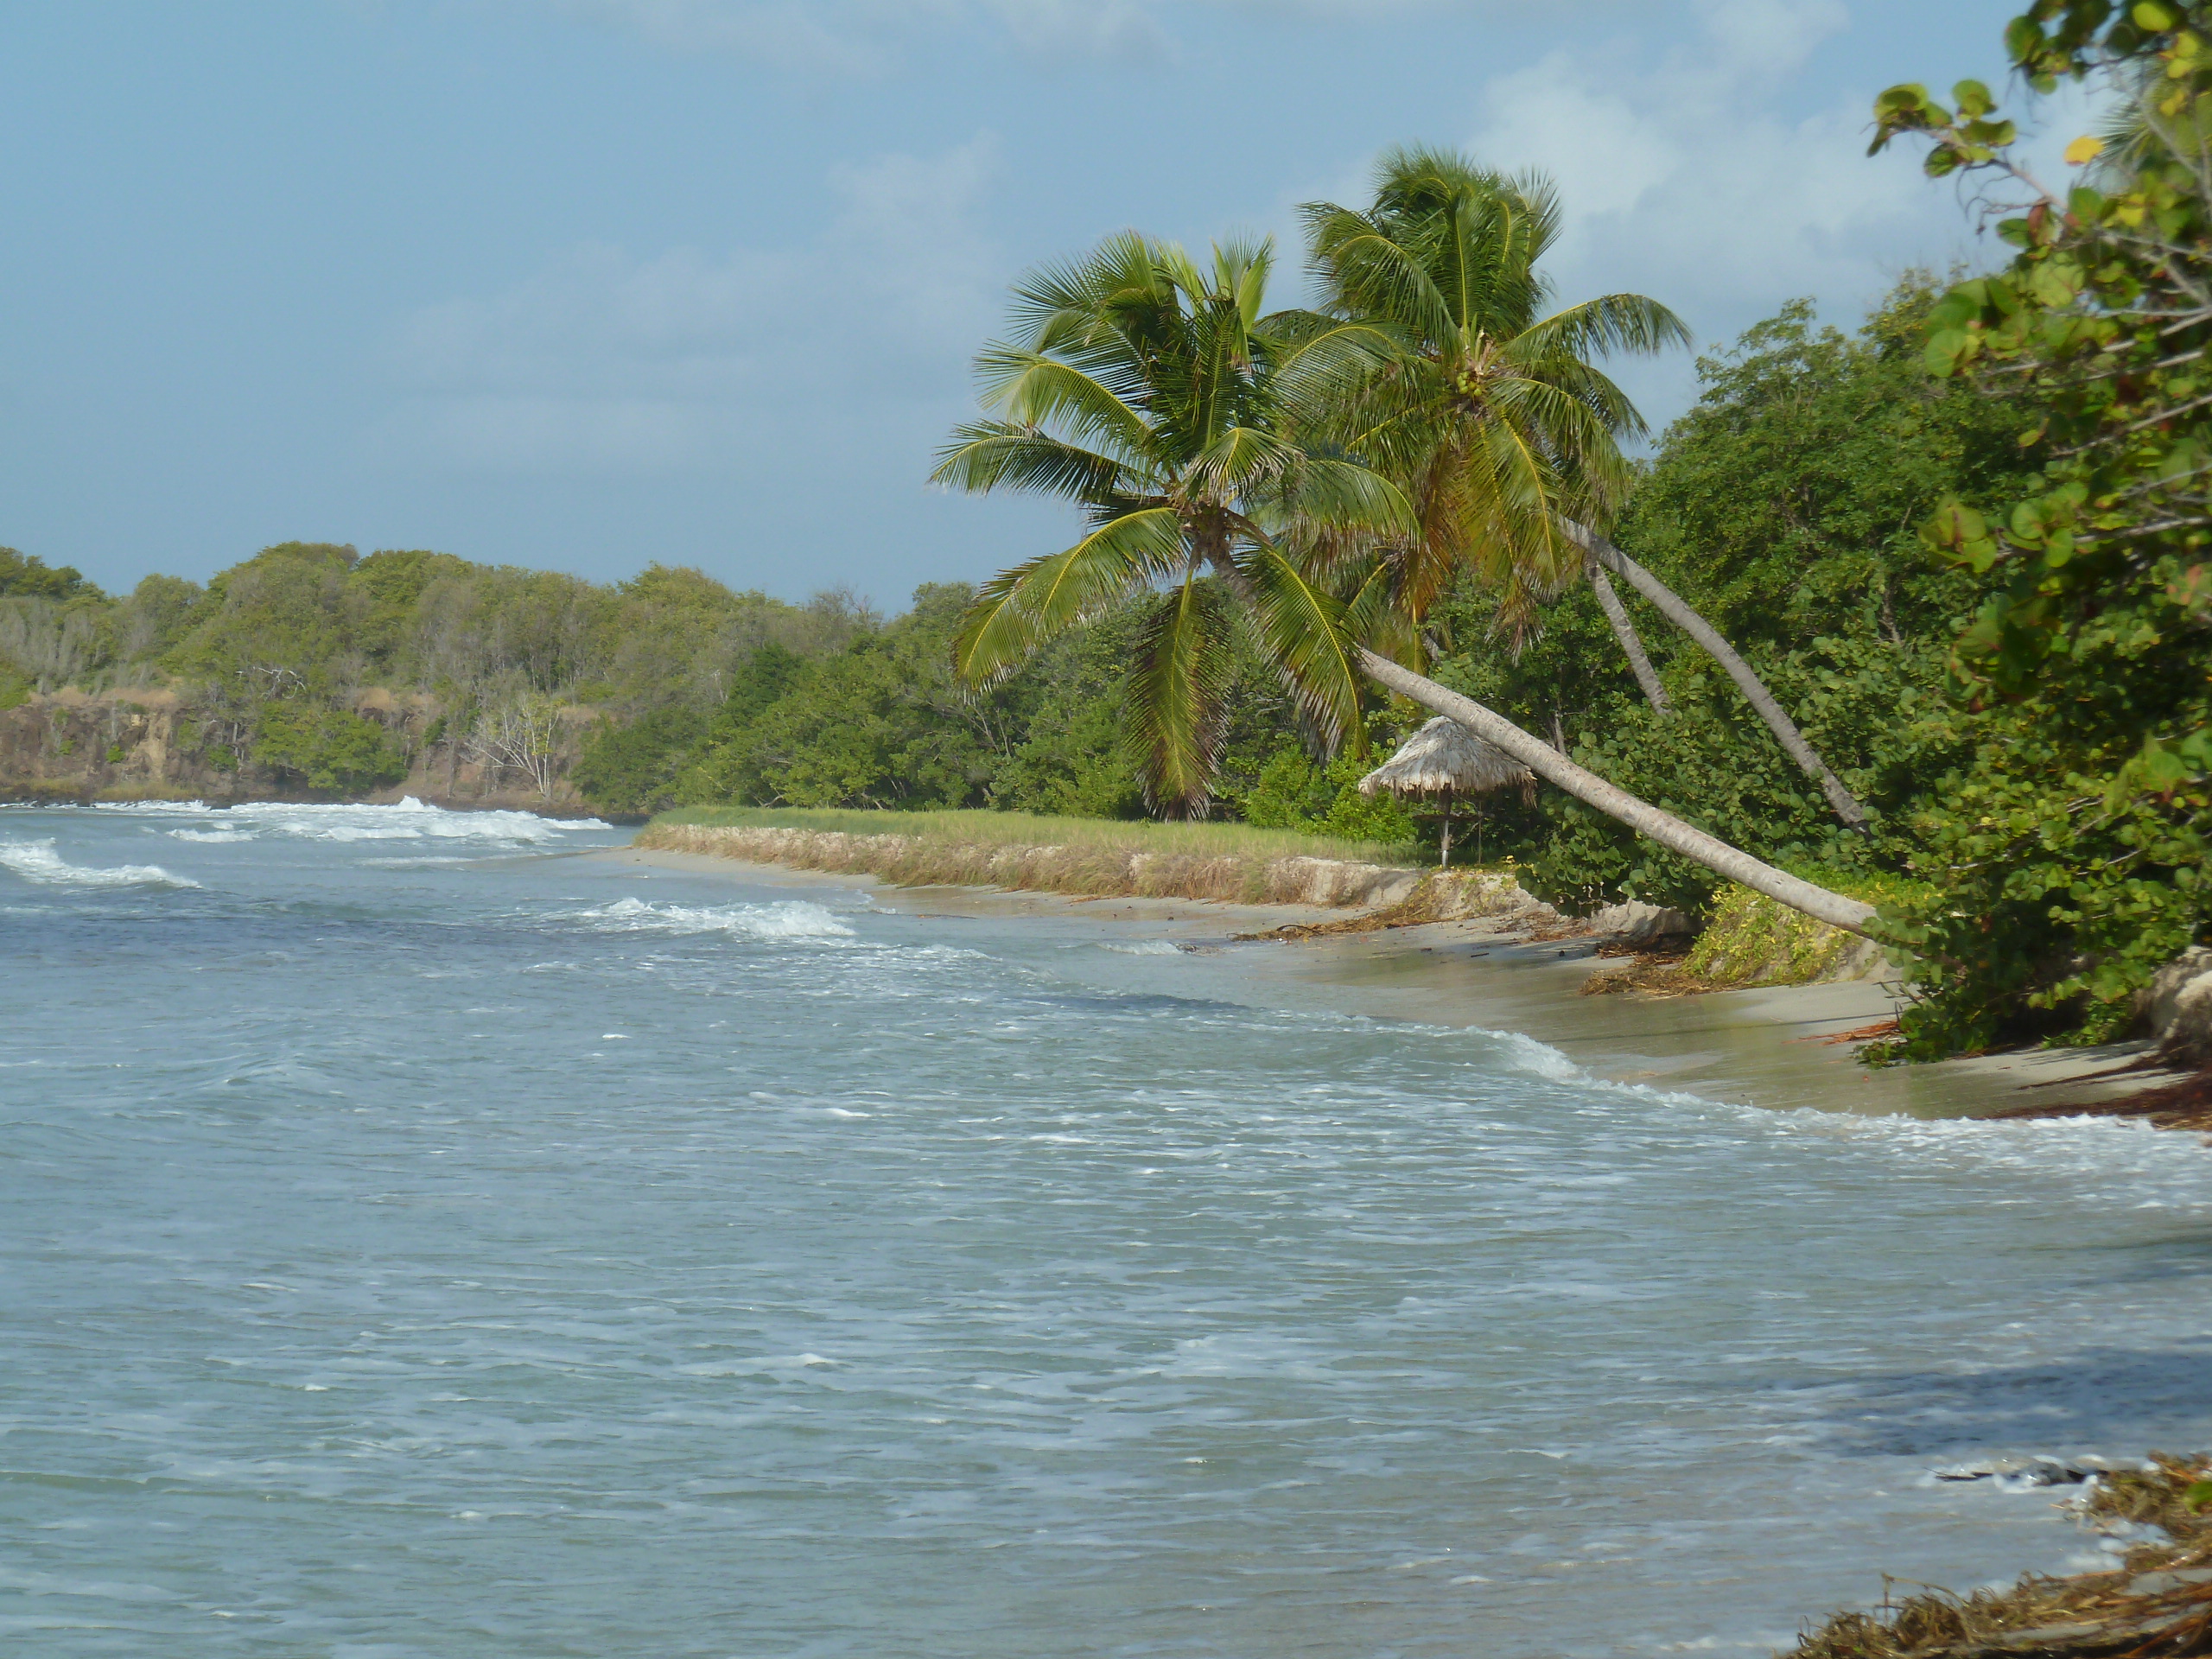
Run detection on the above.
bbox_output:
[0,1,2088,603]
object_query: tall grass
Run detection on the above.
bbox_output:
[632,807,1487,906]
[652,805,1426,868]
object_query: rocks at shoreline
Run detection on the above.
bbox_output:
[2144,949,2212,1064]
[1933,1455,2102,1488]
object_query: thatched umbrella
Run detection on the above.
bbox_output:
[1358,717,1535,868]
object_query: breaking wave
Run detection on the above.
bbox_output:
[557,896,856,940]
[0,838,200,889]
[105,797,603,844]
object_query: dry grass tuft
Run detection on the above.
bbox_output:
[634,809,1494,910]
[652,806,1419,866]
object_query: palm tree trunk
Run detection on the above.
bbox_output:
[1354,647,1878,936]
[1585,557,1671,715]
[1561,521,1870,831]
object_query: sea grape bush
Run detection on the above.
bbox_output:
[1865,0,2212,1053]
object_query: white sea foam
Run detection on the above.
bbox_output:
[104,797,603,844]
[1100,939,1185,956]
[560,896,856,940]
[0,838,200,889]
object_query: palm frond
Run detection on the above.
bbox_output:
[930,424,1129,505]
[1128,576,1236,816]
[971,348,1158,466]
[1339,553,1426,666]
[1234,539,1366,758]
[1514,294,1691,365]
[1275,454,1416,537]
[952,507,1185,685]
[1188,423,1300,499]
[1263,313,1408,417]
[1301,204,1458,346]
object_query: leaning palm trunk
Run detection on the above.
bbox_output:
[1355,648,1878,935]
[1560,521,1870,830]
[1585,558,1671,715]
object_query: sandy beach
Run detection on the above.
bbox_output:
[600,846,2190,1124]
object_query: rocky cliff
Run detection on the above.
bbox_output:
[0,688,598,811]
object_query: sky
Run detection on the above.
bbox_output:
[0,1,2096,604]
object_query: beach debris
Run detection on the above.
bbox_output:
[1933,1456,2094,1488]
[1989,1066,2212,1133]
[1785,1452,2212,1659]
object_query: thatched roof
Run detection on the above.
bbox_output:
[1358,717,1535,798]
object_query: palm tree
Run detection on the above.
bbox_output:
[1304,146,1870,830]
[930,231,1407,814]
[937,228,1879,936]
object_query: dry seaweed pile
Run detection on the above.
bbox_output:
[1789,1456,2212,1659]
[1989,1071,2212,1134]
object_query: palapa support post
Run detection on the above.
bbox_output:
[1357,718,1535,875]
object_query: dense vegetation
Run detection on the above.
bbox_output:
[6,1,2206,1060]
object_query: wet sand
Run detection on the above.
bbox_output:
[600,847,2189,1123]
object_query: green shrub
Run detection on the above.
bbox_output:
[251,706,407,793]
[573,706,709,814]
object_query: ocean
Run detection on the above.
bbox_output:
[3,800,2208,1657]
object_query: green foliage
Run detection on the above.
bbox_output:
[678,585,1083,810]
[1409,281,2005,912]
[602,588,1307,823]
[0,547,101,602]
[1471,635,1960,914]
[1242,748,1341,828]
[1684,872,1933,988]
[1611,287,2037,648]
[165,542,365,694]
[251,704,408,793]
[985,612,1147,819]
[1866,2,2212,1055]
[115,575,203,662]
[1684,886,1864,987]
[572,707,710,815]
[1237,746,1416,842]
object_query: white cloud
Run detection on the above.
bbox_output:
[1468,0,1900,307]
[380,136,1004,473]
[1440,0,2024,426]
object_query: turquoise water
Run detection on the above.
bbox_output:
[3,801,2209,1657]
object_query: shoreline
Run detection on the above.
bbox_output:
[601,845,2196,1124]
[605,846,2212,1659]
